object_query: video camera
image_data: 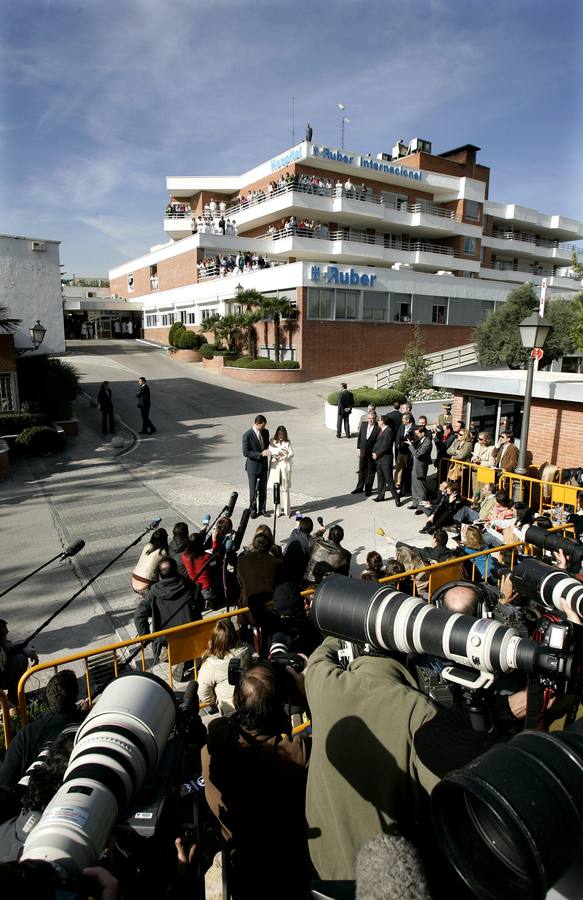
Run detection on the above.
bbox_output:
[20,672,203,898]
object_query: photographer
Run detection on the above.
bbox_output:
[304,636,439,881]
[201,662,311,899]
[133,557,202,662]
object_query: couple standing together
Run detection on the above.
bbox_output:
[242,415,294,518]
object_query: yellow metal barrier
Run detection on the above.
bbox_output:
[11,526,576,741]
[498,472,583,517]
[0,689,12,750]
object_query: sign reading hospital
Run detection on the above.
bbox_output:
[312,145,422,181]
[270,146,302,172]
[310,265,377,287]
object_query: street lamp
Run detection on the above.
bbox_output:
[515,312,553,475]
[338,103,350,149]
[15,320,47,356]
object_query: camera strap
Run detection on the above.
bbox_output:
[525,676,547,730]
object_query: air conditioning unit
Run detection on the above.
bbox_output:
[408,138,432,154]
[376,152,391,162]
[31,240,46,252]
[436,270,454,276]
[391,263,412,271]
[391,141,409,160]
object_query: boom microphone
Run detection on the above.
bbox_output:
[225,491,239,517]
[147,517,162,530]
[356,833,433,900]
[61,540,85,558]
[233,508,251,551]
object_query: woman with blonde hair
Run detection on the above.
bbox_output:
[197,619,252,715]
[267,425,294,517]
[471,430,496,495]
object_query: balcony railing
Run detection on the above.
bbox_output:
[490,231,583,255]
[481,261,580,280]
[264,225,465,259]
[197,255,283,281]
[224,180,463,223]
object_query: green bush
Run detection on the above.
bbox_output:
[199,343,215,359]
[278,360,300,369]
[168,322,185,348]
[327,387,406,407]
[15,426,65,455]
[176,329,203,350]
[17,356,80,419]
[230,357,276,368]
[0,412,46,435]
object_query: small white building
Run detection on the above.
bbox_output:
[0,234,65,354]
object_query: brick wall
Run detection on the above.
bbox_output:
[0,335,16,372]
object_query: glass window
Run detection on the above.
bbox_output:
[362,291,387,321]
[320,289,332,319]
[180,310,187,323]
[465,200,480,221]
[335,290,359,320]
[307,288,333,319]
[127,274,134,292]
[390,293,412,322]
[463,237,477,256]
[187,312,196,324]
[432,304,447,324]
[0,373,16,411]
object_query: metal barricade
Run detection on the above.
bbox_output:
[0,689,12,750]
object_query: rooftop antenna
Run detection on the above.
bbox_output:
[292,95,295,145]
[338,103,349,149]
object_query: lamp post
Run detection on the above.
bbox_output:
[338,103,350,149]
[515,312,553,475]
[15,320,47,356]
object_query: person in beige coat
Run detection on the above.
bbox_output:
[131,528,168,594]
[197,619,252,715]
[267,425,294,517]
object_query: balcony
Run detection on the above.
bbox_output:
[484,201,583,241]
[262,226,480,273]
[223,181,479,238]
[482,232,583,263]
[480,261,581,291]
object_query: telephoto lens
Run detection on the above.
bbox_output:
[21,672,176,878]
[431,720,583,900]
[524,525,583,571]
[511,557,583,619]
[312,575,540,677]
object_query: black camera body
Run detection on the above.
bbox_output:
[269,650,305,672]
[533,616,583,696]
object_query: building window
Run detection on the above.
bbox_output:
[128,274,134,292]
[362,291,387,321]
[145,314,158,328]
[307,288,333,319]
[390,293,412,323]
[465,200,481,221]
[180,310,187,324]
[161,313,175,326]
[187,312,196,324]
[432,304,447,324]
[463,237,477,256]
[149,264,159,291]
[335,290,359,320]
[202,308,218,321]
[0,373,16,411]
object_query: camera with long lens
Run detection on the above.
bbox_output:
[20,672,180,894]
[312,575,582,697]
[524,524,583,573]
[432,719,583,900]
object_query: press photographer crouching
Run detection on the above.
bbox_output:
[202,660,312,899]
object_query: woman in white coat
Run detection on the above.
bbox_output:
[267,425,294,517]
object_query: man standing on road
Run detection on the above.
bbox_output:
[136,376,156,435]
[242,414,270,517]
[97,381,115,436]
[351,411,379,496]
[407,426,433,510]
[371,415,401,505]
[337,383,354,439]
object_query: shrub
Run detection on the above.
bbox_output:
[17,356,80,418]
[199,343,215,359]
[168,322,185,348]
[230,357,277,368]
[0,412,46,435]
[15,426,65,455]
[278,360,300,369]
[176,329,202,350]
[327,387,406,407]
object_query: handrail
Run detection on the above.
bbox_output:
[488,232,582,255]
[375,343,476,389]
[265,226,464,259]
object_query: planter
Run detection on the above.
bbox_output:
[168,349,202,362]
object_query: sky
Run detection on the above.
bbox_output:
[1,0,582,277]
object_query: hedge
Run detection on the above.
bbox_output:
[0,412,46,435]
[15,426,65,455]
[168,322,184,348]
[229,357,300,369]
[199,343,216,359]
[176,329,204,350]
[327,387,406,407]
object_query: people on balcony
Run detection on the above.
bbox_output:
[197,251,272,280]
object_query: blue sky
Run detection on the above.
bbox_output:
[1,0,582,276]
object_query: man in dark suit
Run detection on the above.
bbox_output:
[407,426,433,510]
[136,376,156,434]
[351,411,379,496]
[336,382,354,438]
[385,400,403,437]
[395,413,415,494]
[371,415,401,505]
[242,414,270,517]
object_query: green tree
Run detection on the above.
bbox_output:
[259,295,294,362]
[214,314,242,353]
[475,282,579,368]
[571,252,583,281]
[236,289,264,358]
[394,324,432,396]
[568,291,583,354]
[202,312,221,343]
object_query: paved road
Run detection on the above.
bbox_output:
[0,340,436,675]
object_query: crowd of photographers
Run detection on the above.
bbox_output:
[1,471,583,898]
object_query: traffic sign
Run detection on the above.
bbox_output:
[531,347,543,360]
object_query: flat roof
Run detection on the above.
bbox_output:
[438,144,481,157]
[434,367,583,404]
[0,233,60,244]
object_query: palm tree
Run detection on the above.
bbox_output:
[214,314,242,353]
[0,306,20,334]
[202,312,221,344]
[260,295,294,362]
[236,289,264,359]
